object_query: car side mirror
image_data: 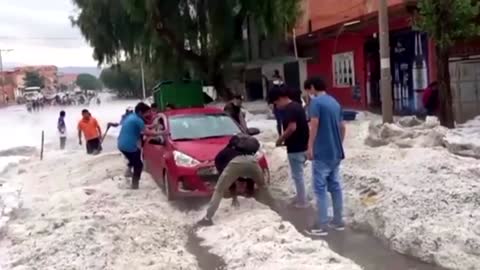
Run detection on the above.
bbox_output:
[149,137,165,145]
[246,127,260,136]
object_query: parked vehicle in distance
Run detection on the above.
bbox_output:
[142,106,269,200]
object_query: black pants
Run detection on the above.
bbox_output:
[120,149,143,188]
[86,137,102,154]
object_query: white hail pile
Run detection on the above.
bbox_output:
[0,151,198,270]
[197,198,362,270]
[260,114,480,270]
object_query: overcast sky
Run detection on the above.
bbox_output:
[0,0,97,67]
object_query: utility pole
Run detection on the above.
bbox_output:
[0,49,14,104]
[378,0,393,123]
[140,61,146,100]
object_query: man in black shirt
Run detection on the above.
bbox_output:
[269,86,310,208]
[224,95,247,130]
[197,134,276,226]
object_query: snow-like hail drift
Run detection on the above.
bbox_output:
[260,113,480,270]
[0,152,198,269]
[0,101,362,270]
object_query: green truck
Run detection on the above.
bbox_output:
[152,80,207,111]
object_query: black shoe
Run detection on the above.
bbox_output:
[305,224,329,236]
[197,217,213,227]
[131,180,139,189]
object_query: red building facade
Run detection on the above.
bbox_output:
[295,0,435,113]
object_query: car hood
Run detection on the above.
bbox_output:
[172,137,231,162]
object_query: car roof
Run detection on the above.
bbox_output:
[163,106,224,117]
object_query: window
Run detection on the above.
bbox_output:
[168,113,241,140]
[332,51,355,87]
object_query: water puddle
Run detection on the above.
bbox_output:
[173,198,226,270]
[273,199,446,270]
[185,227,226,270]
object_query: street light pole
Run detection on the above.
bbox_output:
[0,49,14,104]
[378,0,393,123]
[140,61,146,100]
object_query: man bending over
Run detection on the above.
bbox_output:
[197,134,276,226]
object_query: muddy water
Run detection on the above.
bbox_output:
[175,196,444,270]
[273,199,446,270]
[186,228,226,270]
[173,198,227,270]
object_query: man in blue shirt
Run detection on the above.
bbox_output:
[305,76,346,236]
[118,102,160,189]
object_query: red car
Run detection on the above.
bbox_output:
[143,106,270,200]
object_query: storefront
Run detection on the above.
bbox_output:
[301,14,434,113]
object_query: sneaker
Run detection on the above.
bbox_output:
[329,221,346,231]
[197,217,213,227]
[305,224,329,236]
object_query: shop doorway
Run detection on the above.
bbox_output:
[364,37,381,110]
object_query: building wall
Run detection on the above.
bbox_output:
[58,73,78,86]
[296,0,406,36]
[308,34,367,109]
[14,65,58,90]
[0,71,17,103]
[305,16,418,109]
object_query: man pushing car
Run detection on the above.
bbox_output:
[197,134,277,226]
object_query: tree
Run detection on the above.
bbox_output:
[71,0,301,98]
[100,61,146,98]
[24,71,44,88]
[76,73,102,91]
[416,0,480,128]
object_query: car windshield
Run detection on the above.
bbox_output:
[169,113,241,140]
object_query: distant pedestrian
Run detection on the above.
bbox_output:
[224,95,247,130]
[272,69,284,85]
[422,81,439,116]
[304,76,346,236]
[77,109,103,155]
[58,111,67,150]
[268,86,310,208]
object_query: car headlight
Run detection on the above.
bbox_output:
[173,151,200,167]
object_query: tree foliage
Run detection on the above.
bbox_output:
[100,60,154,98]
[417,0,480,50]
[76,73,102,91]
[71,0,301,97]
[416,0,480,128]
[24,71,44,88]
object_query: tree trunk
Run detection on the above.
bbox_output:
[211,68,230,100]
[436,45,455,128]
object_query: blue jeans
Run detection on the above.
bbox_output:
[287,152,307,204]
[312,160,344,225]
